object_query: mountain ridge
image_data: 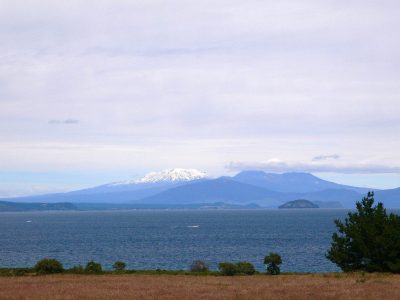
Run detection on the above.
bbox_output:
[233,171,371,194]
[1,170,398,208]
[136,177,283,207]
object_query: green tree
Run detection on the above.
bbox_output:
[327,192,400,273]
[69,265,84,274]
[84,261,103,274]
[113,261,126,272]
[34,258,64,274]
[218,262,237,276]
[264,253,282,275]
[236,261,256,275]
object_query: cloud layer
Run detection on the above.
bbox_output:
[227,159,400,174]
[0,1,400,191]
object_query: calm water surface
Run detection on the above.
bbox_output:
[0,209,351,272]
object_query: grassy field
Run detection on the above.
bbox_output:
[0,273,399,299]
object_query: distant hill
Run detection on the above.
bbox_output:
[7,186,182,203]
[71,168,208,195]
[279,200,319,209]
[0,201,77,212]
[74,202,260,210]
[282,189,366,208]
[233,171,370,194]
[2,169,399,209]
[2,169,208,203]
[374,188,400,207]
[137,177,284,207]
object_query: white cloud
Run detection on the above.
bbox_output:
[0,0,400,190]
[227,159,400,174]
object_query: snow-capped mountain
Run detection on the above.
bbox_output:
[111,168,207,185]
[138,168,207,183]
[4,168,208,203]
[7,169,399,208]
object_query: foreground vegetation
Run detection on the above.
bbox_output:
[0,273,399,300]
[327,192,400,272]
[0,254,281,277]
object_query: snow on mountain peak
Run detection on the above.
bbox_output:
[137,168,207,183]
[109,168,207,186]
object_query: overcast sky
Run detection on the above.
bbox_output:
[1,0,400,196]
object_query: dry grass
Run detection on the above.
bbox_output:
[0,273,399,300]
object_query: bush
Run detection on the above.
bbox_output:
[218,262,237,276]
[84,261,102,274]
[327,192,400,273]
[236,261,256,275]
[113,261,126,271]
[0,268,33,276]
[190,260,209,272]
[34,258,64,274]
[264,253,282,275]
[69,265,84,274]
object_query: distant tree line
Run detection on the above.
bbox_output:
[3,254,282,276]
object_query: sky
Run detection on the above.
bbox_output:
[1,0,400,196]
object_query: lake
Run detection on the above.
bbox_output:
[0,209,351,272]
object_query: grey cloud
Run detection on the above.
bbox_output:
[64,119,79,124]
[313,154,340,161]
[226,160,400,174]
[49,119,79,125]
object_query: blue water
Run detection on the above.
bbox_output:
[0,209,350,272]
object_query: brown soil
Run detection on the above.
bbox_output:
[0,273,399,300]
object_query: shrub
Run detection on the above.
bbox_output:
[69,265,84,274]
[0,268,33,276]
[236,261,256,275]
[190,260,209,272]
[34,258,64,274]
[84,261,102,274]
[113,261,126,271]
[327,192,400,273]
[218,262,237,276]
[264,253,282,275]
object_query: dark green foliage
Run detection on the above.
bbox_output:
[69,265,84,274]
[34,258,64,274]
[236,261,256,275]
[219,261,257,276]
[190,260,209,272]
[0,268,34,276]
[264,253,282,275]
[218,262,238,276]
[84,261,103,274]
[113,261,127,271]
[326,192,400,273]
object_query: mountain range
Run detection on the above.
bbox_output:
[2,168,400,208]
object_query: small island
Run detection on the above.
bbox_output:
[278,199,319,209]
